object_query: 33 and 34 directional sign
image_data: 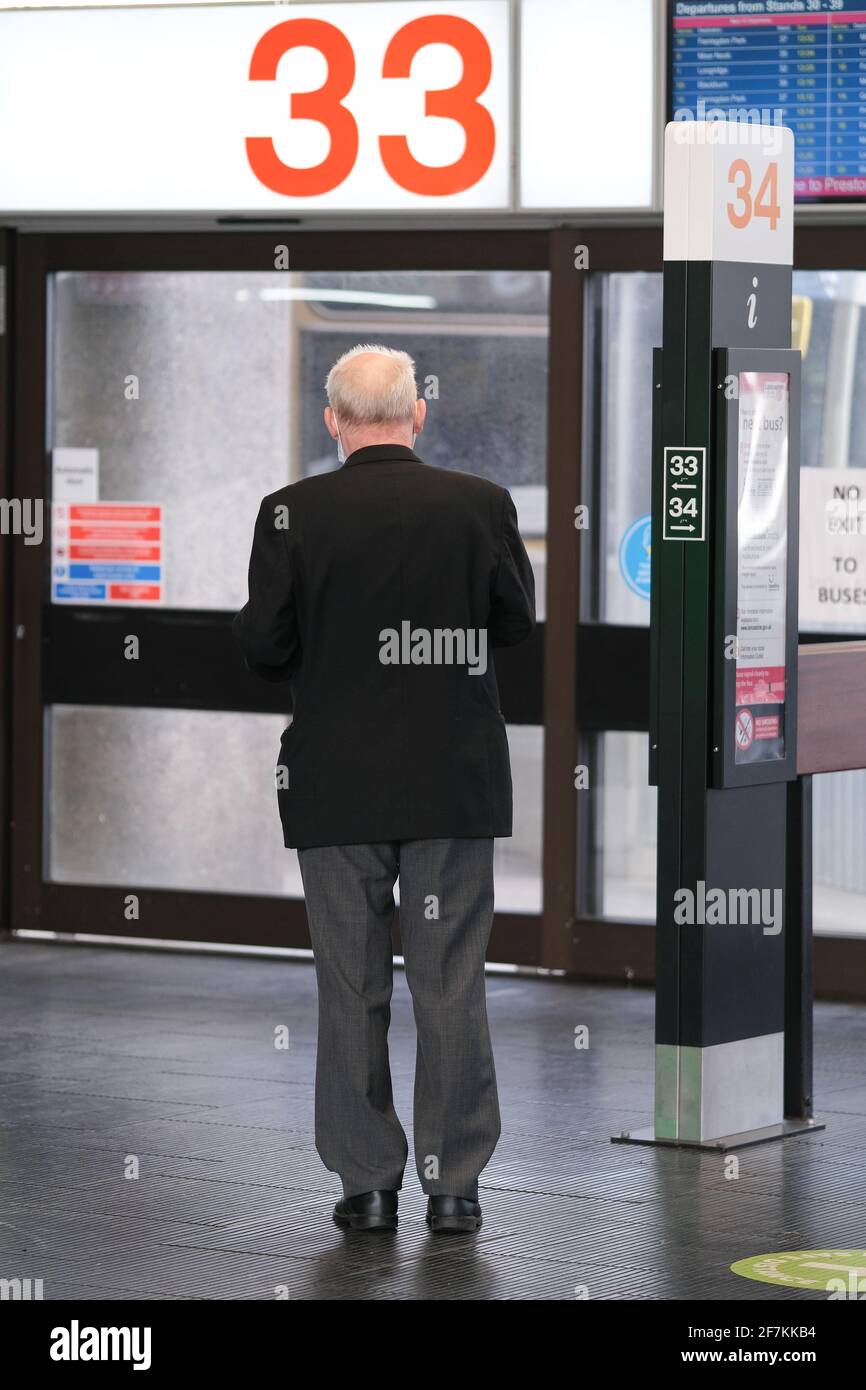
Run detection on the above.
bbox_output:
[662,446,706,542]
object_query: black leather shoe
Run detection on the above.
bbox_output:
[425,1195,482,1233]
[333,1190,398,1231]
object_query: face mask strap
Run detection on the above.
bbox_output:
[334,418,346,464]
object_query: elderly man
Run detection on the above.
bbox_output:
[234,344,535,1234]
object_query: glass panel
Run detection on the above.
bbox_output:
[48,706,301,898]
[584,271,661,626]
[47,268,548,918]
[782,271,866,940]
[494,725,543,915]
[584,268,866,634]
[51,269,549,615]
[581,736,866,937]
[583,747,866,936]
[581,270,866,934]
[813,770,866,938]
[51,271,292,613]
[47,707,543,914]
[583,731,656,922]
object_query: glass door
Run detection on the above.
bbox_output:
[579,240,866,961]
[12,233,550,957]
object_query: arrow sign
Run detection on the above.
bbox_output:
[663,447,706,542]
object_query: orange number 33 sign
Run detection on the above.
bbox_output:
[246,15,496,198]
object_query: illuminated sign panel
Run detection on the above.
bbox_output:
[671,0,866,203]
[519,0,655,210]
[0,2,511,212]
[0,0,659,215]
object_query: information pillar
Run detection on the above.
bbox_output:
[637,121,813,1147]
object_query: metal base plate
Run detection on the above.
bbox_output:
[611,1116,825,1152]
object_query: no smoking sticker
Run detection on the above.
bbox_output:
[735,708,755,751]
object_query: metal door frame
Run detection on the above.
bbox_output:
[11,229,553,963]
[9,221,866,992]
[0,229,12,937]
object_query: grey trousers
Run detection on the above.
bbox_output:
[297,837,501,1201]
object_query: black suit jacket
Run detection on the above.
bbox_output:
[233,444,536,849]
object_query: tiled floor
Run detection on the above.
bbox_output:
[0,939,863,1300]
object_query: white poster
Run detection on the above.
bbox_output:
[799,467,866,630]
[735,371,788,764]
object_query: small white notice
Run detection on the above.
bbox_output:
[52,448,99,503]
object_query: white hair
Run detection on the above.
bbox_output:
[325,343,417,427]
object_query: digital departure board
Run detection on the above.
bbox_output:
[670,1,866,201]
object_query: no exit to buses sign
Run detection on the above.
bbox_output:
[663,447,706,542]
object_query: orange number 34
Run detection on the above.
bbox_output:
[726,159,781,232]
